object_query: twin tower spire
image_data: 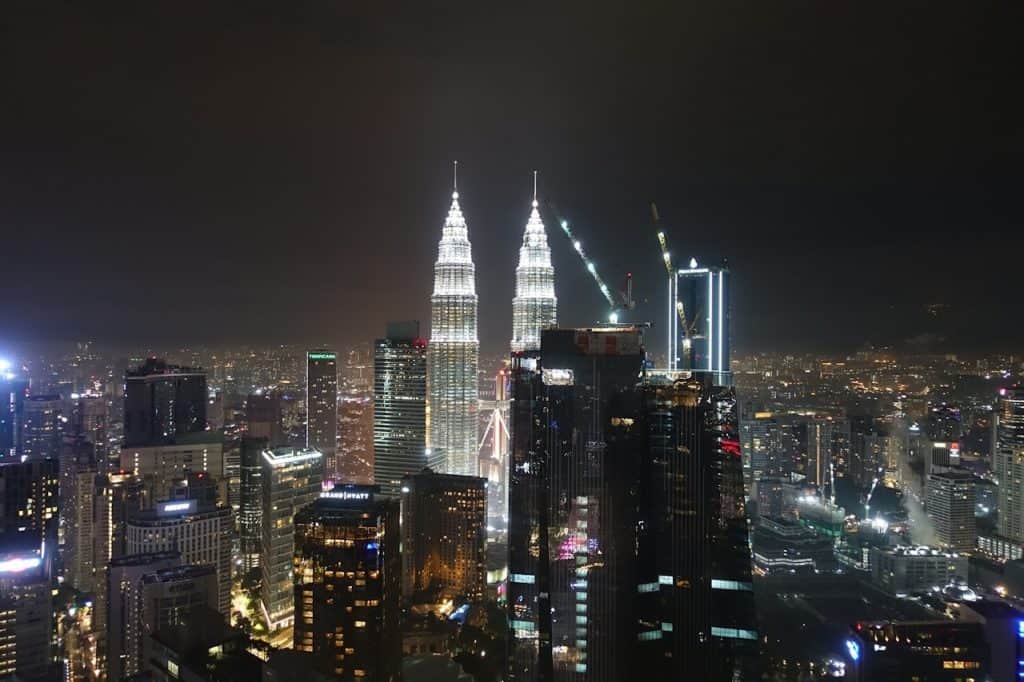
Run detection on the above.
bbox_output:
[428,162,557,476]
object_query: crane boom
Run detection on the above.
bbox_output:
[545,199,618,311]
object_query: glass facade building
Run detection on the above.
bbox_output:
[373,322,428,496]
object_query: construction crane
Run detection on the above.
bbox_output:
[650,202,698,368]
[544,198,634,323]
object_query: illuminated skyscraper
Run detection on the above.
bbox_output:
[260,447,323,629]
[511,174,556,353]
[670,262,730,378]
[19,394,62,460]
[373,321,428,496]
[307,350,338,477]
[428,164,479,477]
[995,386,1024,542]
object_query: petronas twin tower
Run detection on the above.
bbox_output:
[428,166,556,477]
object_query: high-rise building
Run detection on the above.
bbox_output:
[61,437,100,593]
[124,358,207,447]
[508,328,758,681]
[510,179,556,353]
[71,392,109,465]
[428,171,479,477]
[107,550,182,680]
[927,470,977,552]
[247,393,284,447]
[995,386,1024,543]
[125,497,232,618]
[0,539,52,680]
[670,262,730,378]
[373,321,428,496]
[0,458,59,545]
[400,469,486,602]
[307,350,338,477]
[239,437,265,572]
[293,487,401,681]
[260,447,323,629]
[19,394,62,460]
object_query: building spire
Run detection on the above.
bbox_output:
[453,160,458,198]
[532,170,538,208]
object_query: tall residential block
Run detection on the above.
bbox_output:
[995,386,1024,542]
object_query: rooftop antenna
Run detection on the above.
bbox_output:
[453,160,458,197]
[532,170,538,207]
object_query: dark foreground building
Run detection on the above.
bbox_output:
[845,620,989,681]
[292,486,401,681]
[507,327,758,681]
[124,358,207,447]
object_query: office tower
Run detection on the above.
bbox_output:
[926,403,962,442]
[845,620,988,680]
[995,386,1024,542]
[670,261,730,376]
[0,379,28,458]
[926,470,976,552]
[806,416,835,493]
[0,539,52,680]
[508,328,757,681]
[124,358,207,447]
[307,350,338,477]
[107,552,217,681]
[0,458,59,545]
[510,181,556,353]
[400,469,486,602]
[18,394,62,460]
[239,437,265,572]
[293,487,401,681]
[260,447,323,629]
[338,394,374,484]
[428,174,480,477]
[120,432,225,503]
[125,497,232,618]
[373,322,428,496]
[247,393,284,447]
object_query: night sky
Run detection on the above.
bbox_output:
[2,3,1020,356]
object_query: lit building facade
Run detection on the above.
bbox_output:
[373,322,428,496]
[125,498,232,618]
[0,540,52,680]
[239,436,265,572]
[926,470,976,552]
[306,350,338,477]
[400,469,486,602]
[292,487,401,681]
[107,550,181,680]
[510,187,556,353]
[995,386,1024,543]
[428,178,479,477]
[0,458,59,545]
[119,433,224,503]
[260,447,323,629]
